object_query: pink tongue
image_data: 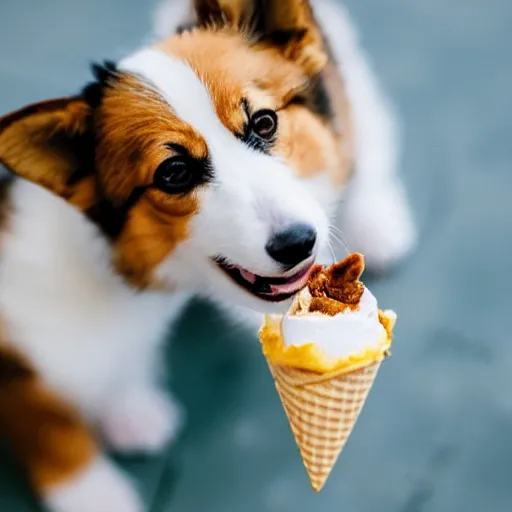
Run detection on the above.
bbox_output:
[239,268,257,284]
[269,270,310,295]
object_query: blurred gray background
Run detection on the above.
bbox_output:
[1,0,511,511]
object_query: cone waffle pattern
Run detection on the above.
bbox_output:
[268,361,381,492]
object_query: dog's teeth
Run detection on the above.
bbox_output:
[254,280,272,295]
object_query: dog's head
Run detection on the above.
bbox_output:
[0,0,341,312]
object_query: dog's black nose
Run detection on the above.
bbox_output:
[266,223,317,267]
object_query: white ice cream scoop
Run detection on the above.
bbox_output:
[281,287,387,359]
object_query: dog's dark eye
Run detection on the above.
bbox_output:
[154,157,195,194]
[250,109,278,140]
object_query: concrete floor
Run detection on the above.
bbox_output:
[1,0,511,511]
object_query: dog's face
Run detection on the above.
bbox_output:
[0,0,341,312]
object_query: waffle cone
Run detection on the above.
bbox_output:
[267,360,381,492]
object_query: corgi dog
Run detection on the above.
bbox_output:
[0,0,415,510]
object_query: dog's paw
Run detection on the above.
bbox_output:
[44,456,144,512]
[341,181,417,271]
[100,388,185,454]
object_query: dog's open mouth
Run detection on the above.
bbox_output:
[213,257,313,302]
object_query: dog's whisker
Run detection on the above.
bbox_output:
[328,227,350,254]
[327,241,337,263]
[330,234,348,251]
[328,225,350,249]
[329,224,346,239]
[330,237,347,256]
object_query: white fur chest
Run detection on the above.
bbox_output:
[0,181,185,419]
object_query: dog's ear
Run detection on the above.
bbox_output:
[193,0,326,75]
[193,0,253,28]
[256,0,326,75]
[0,97,97,209]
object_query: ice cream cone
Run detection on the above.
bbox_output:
[266,359,382,492]
[259,254,395,491]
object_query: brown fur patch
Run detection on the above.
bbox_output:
[156,29,352,186]
[0,340,96,491]
[156,29,308,129]
[68,175,97,211]
[92,73,210,286]
[0,345,34,384]
[276,103,341,179]
[113,189,198,288]
[0,175,13,243]
[95,73,208,202]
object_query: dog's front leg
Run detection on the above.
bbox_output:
[99,293,190,455]
[99,384,184,456]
